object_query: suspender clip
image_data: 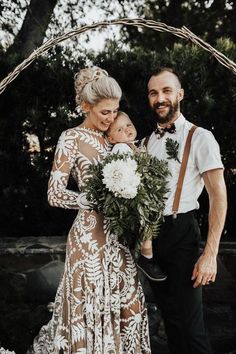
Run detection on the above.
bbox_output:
[172,211,177,220]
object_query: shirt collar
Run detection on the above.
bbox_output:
[173,113,185,131]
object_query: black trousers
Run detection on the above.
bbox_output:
[151,211,212,354]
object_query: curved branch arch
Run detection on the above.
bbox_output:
[1,17,236,95]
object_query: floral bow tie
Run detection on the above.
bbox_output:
[155,123,176,138]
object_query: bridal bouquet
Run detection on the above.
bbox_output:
[83,151,170,250]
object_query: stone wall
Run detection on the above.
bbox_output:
[0,237,236,354]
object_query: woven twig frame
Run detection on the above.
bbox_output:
[1,17,236,95]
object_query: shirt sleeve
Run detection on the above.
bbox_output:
[193,128,224,174]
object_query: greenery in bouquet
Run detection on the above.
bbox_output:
[83,152,170,251]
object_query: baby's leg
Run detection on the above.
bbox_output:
[138,240,167,282]
[141,240,153,258]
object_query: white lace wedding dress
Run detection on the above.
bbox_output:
[29,126,151,354]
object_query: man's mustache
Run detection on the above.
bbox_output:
[153,102,170,109]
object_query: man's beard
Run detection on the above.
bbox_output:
[152,98,179,125]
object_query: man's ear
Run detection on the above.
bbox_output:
[178,88,184,102]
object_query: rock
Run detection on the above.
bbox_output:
[24,260,64,303]
[0,269,27,302]
[0,238,236,353]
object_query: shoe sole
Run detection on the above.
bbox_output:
[136,264,167,282]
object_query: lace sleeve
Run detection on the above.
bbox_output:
[47,129,83,209]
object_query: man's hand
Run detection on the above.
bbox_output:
[191,168,227,288]
[191,252,217,288]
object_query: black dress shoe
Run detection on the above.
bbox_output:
[137,255,167,282]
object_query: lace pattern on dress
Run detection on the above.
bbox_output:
[29,127,151,354]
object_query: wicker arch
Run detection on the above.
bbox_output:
[1,17,236,95]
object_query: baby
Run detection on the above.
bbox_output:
[107,111,167,282]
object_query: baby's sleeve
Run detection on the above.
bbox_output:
[111,143,133,154]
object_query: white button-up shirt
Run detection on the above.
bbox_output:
[146,114,224,216]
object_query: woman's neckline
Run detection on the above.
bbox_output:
[78,125,104,137]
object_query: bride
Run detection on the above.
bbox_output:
[29,66,151,354]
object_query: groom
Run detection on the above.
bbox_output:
[144,67,227,354]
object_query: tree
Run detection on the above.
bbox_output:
[0,0,235,241]
[6,0,58,59]
[121,0,236,51]
[0,47,87,237]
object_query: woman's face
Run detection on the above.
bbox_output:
[83,98,120,132]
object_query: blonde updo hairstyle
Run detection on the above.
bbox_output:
[74,66,122,107]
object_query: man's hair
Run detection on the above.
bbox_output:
[148,67,182,87]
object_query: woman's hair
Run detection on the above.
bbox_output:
[74,66,122,106]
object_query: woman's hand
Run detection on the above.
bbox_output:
[77,192,94,210]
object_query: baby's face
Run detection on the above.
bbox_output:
[108,114,137,144]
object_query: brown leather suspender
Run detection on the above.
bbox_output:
[144,124,197,218]
[126,142,139,153]
[172,125,197,218]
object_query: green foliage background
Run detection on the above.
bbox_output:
[0,18,236,240]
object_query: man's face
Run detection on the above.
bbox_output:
[147,71,184,125]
